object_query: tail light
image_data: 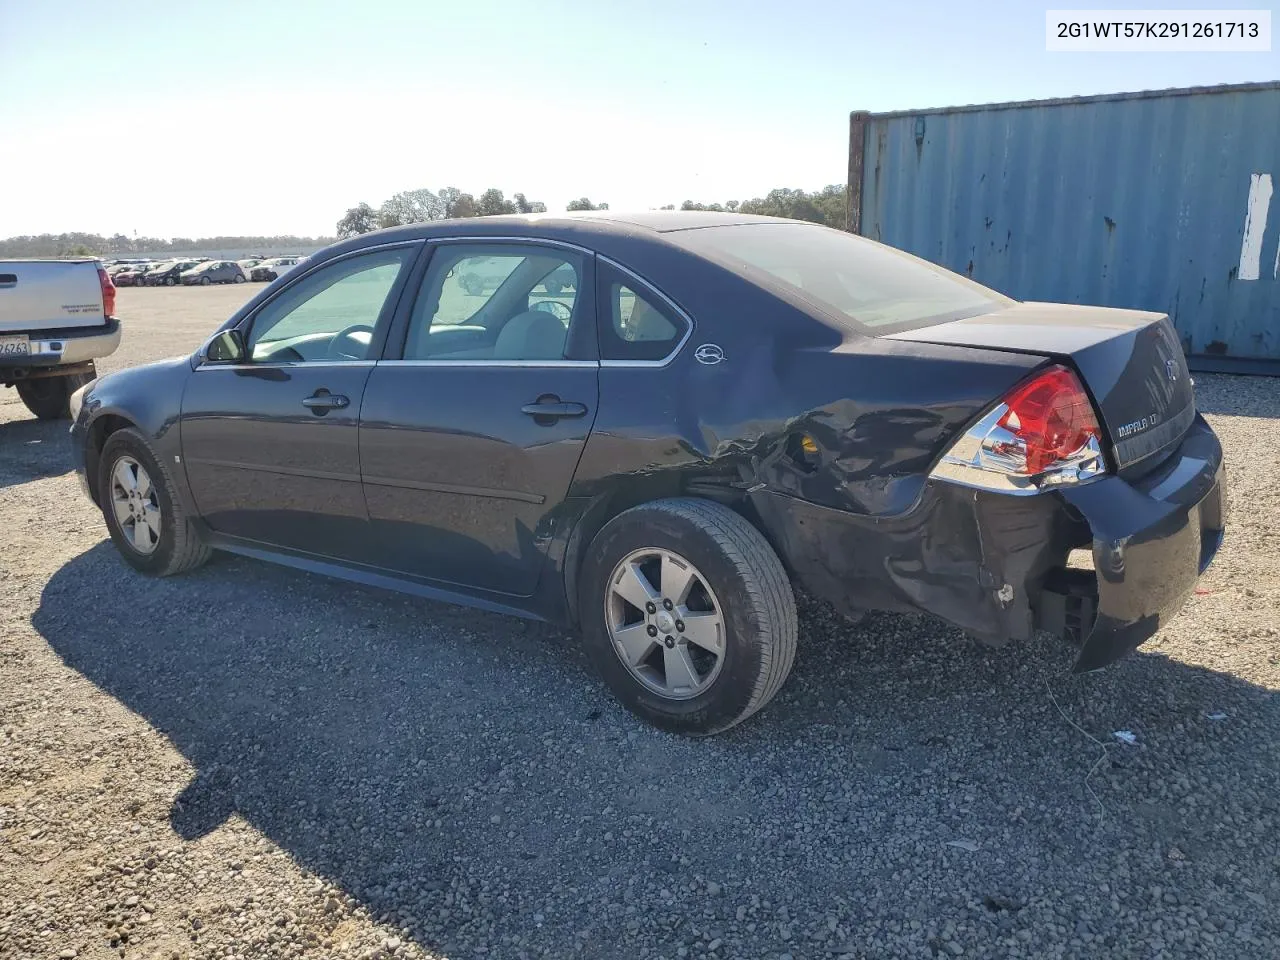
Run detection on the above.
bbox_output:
[97,266,116,317]
[930,364,1107,494]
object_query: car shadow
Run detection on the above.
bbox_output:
[0,412,73,490]
[34,544,1280,957]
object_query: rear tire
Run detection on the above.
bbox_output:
[579,498,797,736]
[233,274,246,283]
[98,428,211,576]
[16,371,92,420]
[199,275,212,285]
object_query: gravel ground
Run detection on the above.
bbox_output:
[2,286,1278,960]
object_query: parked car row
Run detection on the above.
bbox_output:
[107,256,308,287]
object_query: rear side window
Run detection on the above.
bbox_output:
[673,222,1011,334]
[597,262,689,362]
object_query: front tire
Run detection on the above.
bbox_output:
[16,371,92,420]
[98,428,211,576]
[164,276,176,286]
[580,498,797,736]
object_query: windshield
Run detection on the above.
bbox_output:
[673,222,1012,334]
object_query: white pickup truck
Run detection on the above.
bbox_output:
[0,259,121,419]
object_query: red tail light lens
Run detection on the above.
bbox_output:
[930,364,1107,493]
[992,365,1101,475]
[98,266,116,318]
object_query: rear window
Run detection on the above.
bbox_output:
[673,222,1012,333]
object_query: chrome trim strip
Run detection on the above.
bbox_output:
[362,475,546,504]
[596,254,695,367]
[425,235,595,256]
[195,360,377,372]
[376,359,597,369]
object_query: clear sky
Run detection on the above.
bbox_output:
[2,0,1276,238]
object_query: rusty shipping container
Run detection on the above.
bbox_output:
[848,82,1280,373]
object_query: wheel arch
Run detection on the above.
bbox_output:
[559,474,785,630]
[84,413,139,505]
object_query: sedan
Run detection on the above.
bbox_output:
[249,256,305,282]
[112,267,150,287]
[144,260,201,286]
[181,260,247,285]
[70,212,1225,735]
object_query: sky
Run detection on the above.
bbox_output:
[2,0,1277,239]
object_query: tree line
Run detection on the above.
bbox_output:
[668,185,846,229]
[337,185,845,236]
[0,185,849,257]
[0,232,334,259]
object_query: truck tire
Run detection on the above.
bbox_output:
[16,371,92,420]
[579,498,798,736]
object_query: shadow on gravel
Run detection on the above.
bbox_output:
[35,544,1280,958]
[0,415,73,489]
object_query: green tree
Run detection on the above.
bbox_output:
[566,198,608,211]
[378,188,444,228]
[513,192,548,214]
[477,188,517,217]
[437,187,478,218]
[336,203,380,238]
[737,186,845,227]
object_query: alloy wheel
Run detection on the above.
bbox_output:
[109,456,162,555]
[605,547,726,700]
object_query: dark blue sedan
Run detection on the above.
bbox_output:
[70,212,1224,734]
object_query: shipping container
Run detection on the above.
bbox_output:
[847,82,1280,373]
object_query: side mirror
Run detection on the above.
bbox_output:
[205,329,246,363]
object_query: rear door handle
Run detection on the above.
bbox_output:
[302,391,349,412]
[521,399,588,420]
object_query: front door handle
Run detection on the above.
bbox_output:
[302,390,349,413]
[521,399,588,420]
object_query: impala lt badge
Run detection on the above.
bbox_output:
[1117,411,1161,438]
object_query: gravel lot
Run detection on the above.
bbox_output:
[2,286,1278,960]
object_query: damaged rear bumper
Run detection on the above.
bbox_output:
[751,413,1225,672]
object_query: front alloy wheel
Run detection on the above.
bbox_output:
[606,548,725,699]
[109,455,162,554]
[98,428,211,576]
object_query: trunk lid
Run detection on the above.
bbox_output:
[885,302,1195,474]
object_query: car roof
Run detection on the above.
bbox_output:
[318,211,820,277]
[342,210,798,246]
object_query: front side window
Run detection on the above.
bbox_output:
[403,244,583,361]
[672,222,1011,334]
[597,263,689,362]
[246,247,412,363]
